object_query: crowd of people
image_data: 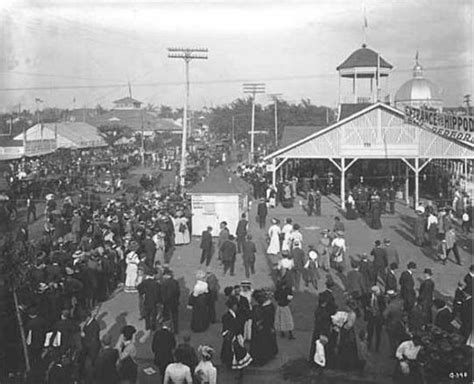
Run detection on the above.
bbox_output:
[1,142,472,384]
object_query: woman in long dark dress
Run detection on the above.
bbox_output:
[220,296,252,377]
[336,301,359,371]
[250,290,278,366]
[308,301,331,363]
[370,195,382,229]
[189,277,210,333]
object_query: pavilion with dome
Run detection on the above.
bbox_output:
[265,44,474,209]
[395,53,443,111]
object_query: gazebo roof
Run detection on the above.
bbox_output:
[337,44,393,71]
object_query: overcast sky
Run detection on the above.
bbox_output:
[0,0,472,112]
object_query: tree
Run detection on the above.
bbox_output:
[95,104,106,116]
[98,124,131,146]
[159,105,174,119]
[145,103,158,113]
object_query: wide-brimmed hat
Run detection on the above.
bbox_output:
[73,250,83,258]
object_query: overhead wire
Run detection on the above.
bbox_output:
[0,62,470,92]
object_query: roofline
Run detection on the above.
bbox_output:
[264,102,403,160]
[189,192,242,195]
[264,102,474,160]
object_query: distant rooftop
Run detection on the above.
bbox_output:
[113,97,142,105]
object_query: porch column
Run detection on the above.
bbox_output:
[465,158,469,187]
[272,158,277,187]
[405,165,410,206]
[414,157,420,208]
[341,158,346,210]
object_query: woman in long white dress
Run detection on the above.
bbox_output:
[173,210,190,245]
[124,242,140,293]
[267,218,281,255]
[281,218,293,253]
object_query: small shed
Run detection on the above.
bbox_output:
[189,167,250,237]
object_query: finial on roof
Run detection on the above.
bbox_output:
[413,50,423,79]
[362,43,367,48]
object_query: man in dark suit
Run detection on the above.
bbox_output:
[291,240,306,291]
[235,214,248,253]
[141,229,156,269]
[217,221,229,261]
[346,261,366,300]
[221,235,237,276]
[25,306,48,364]
[242,234,257,278]
[399,262,417,313]
[161,268,180,334]
[434,298,454,333]
[152,321,176,380]
[137,270,162,331]
[206,271,220,323]
[370,240,388,285]
[385,262,398,294]
[94,335,119,384]
[383,238,399,267]
[81,310,101,384]
[257,197,268,229]
[318,279,337,316]
[418,268,435,322]
[200,226,213,266]
[365,285,386,352]
[359,254,374,293]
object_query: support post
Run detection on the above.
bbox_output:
[341,158,346,210]
[414,157,420,208]
[250,96,255,163]
[465,158,468,187]
[272,158,277,187]
[405,165,410,206]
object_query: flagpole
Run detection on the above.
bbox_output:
[363,7,368,45]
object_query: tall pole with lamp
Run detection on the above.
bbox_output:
[268,93,282,148]
[243,83,265,163]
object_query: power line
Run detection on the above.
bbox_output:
[0,63,469,92]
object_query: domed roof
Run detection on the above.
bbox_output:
[337,44,393,71]
[395,55,442,104]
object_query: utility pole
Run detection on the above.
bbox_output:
[231,116,235,145]
[243,83,265,163]
[464,94,471,115]
[268,93,282,147]
[168,47,208,188]
[141,109,145,166]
